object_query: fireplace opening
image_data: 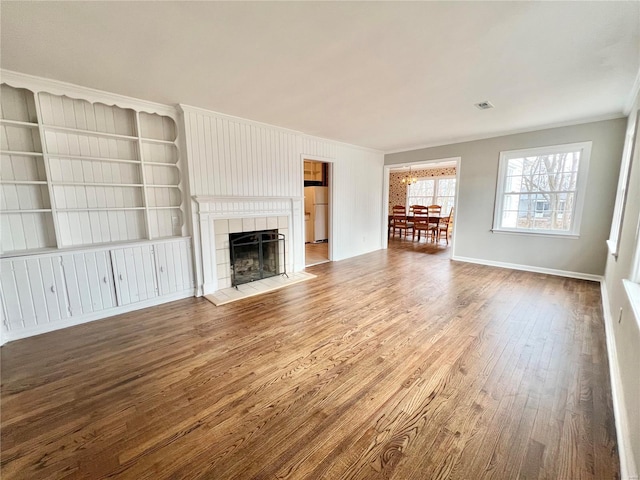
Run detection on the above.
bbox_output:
[229,229,287,287]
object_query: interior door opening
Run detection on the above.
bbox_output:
[303,159,330,267]
[386,159,459,252]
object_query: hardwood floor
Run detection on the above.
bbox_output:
[1,241,619,479]
[305,241,329,266]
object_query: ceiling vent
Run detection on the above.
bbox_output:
[475,101,494,110]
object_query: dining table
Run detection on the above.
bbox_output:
[388,214,444,240]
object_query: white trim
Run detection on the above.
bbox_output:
[492,141,592,237]
[607,109,639,257]
[301,155,334,264]
[193,195,304,203]
[0,236,191,260]
[622,280,640,332]
[451,255,602,282]
[384,113,625,155]
[600,281,639,480]
[0,289,195,345]
[490,229,580,240]
[1,69,178,118]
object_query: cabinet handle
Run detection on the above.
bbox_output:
[119,274,123,281]
[50,285,56,293]
[103,276,108,284]
[160,266,164,273]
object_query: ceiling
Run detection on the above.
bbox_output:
[1,2,639,153]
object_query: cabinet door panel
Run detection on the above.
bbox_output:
[138,246,158,301]
[111,246,157,306]
[61,251,116,316]
[38,256,69,321]
[111,249,131,305]
[25,258,50,324]
[155,243,171,295]
[154,240,193,296]
[92,251,117,310]
[0,261,31,330]
[0,256,69,331]
[13,260,42,328]
[61,254,91,316]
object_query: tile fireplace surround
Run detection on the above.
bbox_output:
[214,216,289,289]
[192,196,303,295]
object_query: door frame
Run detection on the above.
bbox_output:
[301,154,334,266]
[382,156,461,258]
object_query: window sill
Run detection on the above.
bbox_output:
[622,280,640,331]
[491,229,580,239]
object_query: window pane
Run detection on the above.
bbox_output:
[499,147,584,233]
[437,178,456,196]
[501,209,518,228]
[408,179,434,198]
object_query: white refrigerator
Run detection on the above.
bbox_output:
[304,186,328,242]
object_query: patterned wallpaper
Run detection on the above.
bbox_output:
[388,166,456,211]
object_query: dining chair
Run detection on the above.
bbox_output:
[409,204,427,215]
[412,205,435,241]
[390,205,413,238]
[425,205,442,241]
[437,207,454,244]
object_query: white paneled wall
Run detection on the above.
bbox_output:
[184,109,301,197]
[181,105,384,292]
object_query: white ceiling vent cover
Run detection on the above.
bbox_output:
[475,101,495,110]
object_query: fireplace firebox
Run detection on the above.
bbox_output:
[229,229,287,287]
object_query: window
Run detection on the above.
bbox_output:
[407,177,456,215]
[493,142,591,236]
[608,110,639,256]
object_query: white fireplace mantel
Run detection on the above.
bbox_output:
[191,195,305,295]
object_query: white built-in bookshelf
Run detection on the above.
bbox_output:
[0,76,193,343]
[0,83,186,254]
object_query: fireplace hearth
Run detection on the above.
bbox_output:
[229,229,287,287]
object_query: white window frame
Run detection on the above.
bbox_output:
[406,175,456,213]
[607,109,639,257]
[492,141,592,237]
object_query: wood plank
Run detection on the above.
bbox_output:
[0,244,620,479]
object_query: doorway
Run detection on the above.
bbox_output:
[383,157,461,255]
[303,159,330,266]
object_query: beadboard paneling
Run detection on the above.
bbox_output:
[184,110,301,198]
[38,93,136,135]
[0,212,55,252]
[329,143,384,261]
[182,106,384,280]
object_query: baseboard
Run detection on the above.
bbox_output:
[451,255,603,282]
[1,289,195,344]
[600,282,639,480]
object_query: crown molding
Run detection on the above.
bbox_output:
[0,70,178,118]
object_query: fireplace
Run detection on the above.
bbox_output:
[229,229,287,287]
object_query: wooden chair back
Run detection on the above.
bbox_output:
[392,205,406,215]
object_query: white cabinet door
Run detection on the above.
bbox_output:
[0,256,69,332]
[154,239,194,296]
[111,245,158,306]
[61,251,117,316]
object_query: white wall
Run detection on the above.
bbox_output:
[180,105,384,291]
[386,118,627,277]
[603,91,640,478]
